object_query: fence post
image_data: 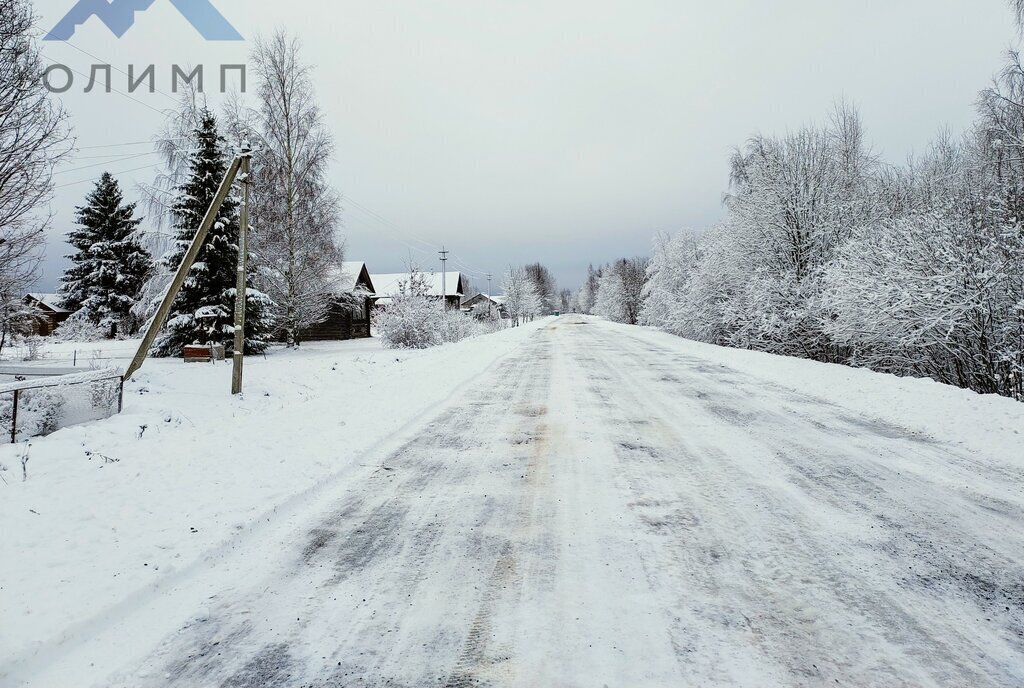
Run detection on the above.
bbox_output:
[11,389,18,444]
[118,377,124,414]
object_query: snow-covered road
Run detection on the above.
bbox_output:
[19,317,1024,686]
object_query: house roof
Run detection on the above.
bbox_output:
[370,272,465,298]
[462,292,505,306]
[26,293,70,314]
[327,262,375,295]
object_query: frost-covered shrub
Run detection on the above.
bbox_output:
[375,295,442,349]
[439,309,505,343]
[22,336,45,361]
[90,378,121,412]
[0,388,66,440]
[823,212,1024,398]
[437,308,481,344]
[54,310,108,342]
[376,295,499,349]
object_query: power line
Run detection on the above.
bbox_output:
[344,197,440,253]
[74,138,190,150]
[70,151,161,160]
[342,204,439,262]
[55,150,160,176]
[54,162,166,190]
[341,196,494,282]
[449,251,490,278]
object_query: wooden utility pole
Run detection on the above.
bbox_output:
[439,246,448,310]
[231,151,252,395]
[486,272,492,318]
[124,156,243,382]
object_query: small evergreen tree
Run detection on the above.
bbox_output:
[152,109,273,357]
[59,172,151,334]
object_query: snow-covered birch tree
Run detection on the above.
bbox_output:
[503,266,542,326]
[594,269,627,323]
[525,263,557,315]
[250,31,344,346]
[0,0,73,344]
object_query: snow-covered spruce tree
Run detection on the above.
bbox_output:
[59,172,151,334]
[151,109,273,357]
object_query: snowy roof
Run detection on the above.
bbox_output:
[462,292,505,306]
[326,262,375,294]
[370,272,465,298]
[26,293,70,313]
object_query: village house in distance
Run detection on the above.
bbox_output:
[370,271,468,310]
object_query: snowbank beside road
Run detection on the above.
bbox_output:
[0,321,548,675]
[617,320,1024,460]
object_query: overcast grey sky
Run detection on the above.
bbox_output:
[35,0,1017,292]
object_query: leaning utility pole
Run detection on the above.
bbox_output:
[231,149,252,395]
[124,156,244,382]
[439,245,449,310]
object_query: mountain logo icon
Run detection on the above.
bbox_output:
[44,0,242,41]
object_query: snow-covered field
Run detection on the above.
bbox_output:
[2,316,1023,686]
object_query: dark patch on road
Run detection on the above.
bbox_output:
[704,402,758,427]
[220,643,295,687]
[617,440,660,459]
[876,514,1024,638]
[514,404,547,418]
[161,619,255,686]
[303,527,338,563]
[833,413,934,443]
[444,543,519,688]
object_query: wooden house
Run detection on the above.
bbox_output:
[461,292,507,318]
[300,262,376,341]
[24,294,72,336]
[370,271,467,311]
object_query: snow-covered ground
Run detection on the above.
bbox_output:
[2,316,1023,686]
[0,322,548,685]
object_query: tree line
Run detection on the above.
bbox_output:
[637,82,1023,401]
[572,15,1024,402]
[561,87,1016,403]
